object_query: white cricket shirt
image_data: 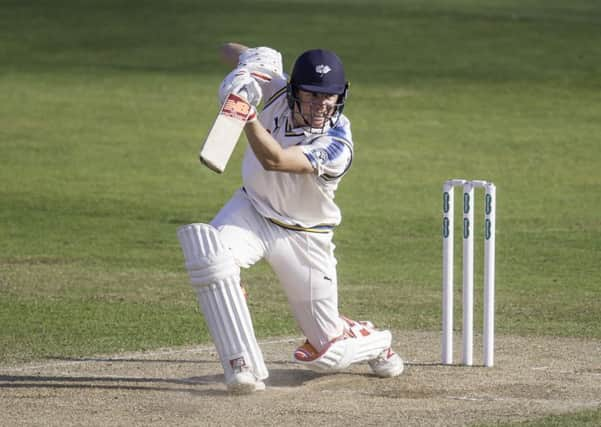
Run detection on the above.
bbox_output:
[242,75,354,229]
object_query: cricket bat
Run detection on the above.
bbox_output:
[199,91,252,173]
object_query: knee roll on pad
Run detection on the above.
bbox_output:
[177,223,239,285]
[177,223,268,383]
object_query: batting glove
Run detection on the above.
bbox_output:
[219,68,263,107]
[238,47,283,77]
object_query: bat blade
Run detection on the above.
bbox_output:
[199,92,251,173]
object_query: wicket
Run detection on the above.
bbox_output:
[442,179,496,367]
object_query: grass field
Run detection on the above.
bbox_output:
[1,0,600,425]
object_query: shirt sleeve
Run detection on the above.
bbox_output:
[302,136,353,179]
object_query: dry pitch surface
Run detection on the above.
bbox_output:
[1,332,600,426]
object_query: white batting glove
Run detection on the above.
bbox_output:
[218,68,263,107]
[238,47,283,77]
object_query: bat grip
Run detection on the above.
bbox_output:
[236,88,249,103]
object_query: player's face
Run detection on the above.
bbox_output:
[294,90,339,128]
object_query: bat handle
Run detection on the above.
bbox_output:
[236,88,249,103]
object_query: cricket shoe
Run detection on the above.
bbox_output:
[294,340,320,362]
[226,369,265,394]
[226,357,266,394]
[368,347,404,378]
[342,316,404,377]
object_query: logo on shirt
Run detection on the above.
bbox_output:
[312,148,329,164]
[315,64,332,77]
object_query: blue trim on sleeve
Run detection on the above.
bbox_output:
[327,126,348,140]
[324,140,345,161]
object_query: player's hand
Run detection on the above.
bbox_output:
[238,47,283,76]
[246,105,258,123]
[219,68,262,107]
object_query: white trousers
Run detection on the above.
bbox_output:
[211,189,344,351]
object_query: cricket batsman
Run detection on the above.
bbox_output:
[177,43,404,394]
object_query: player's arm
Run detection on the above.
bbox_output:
[219,42,249,67]
[244,121,314,173]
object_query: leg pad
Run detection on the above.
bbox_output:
[293,317,392,372]
[177,223,268,384]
